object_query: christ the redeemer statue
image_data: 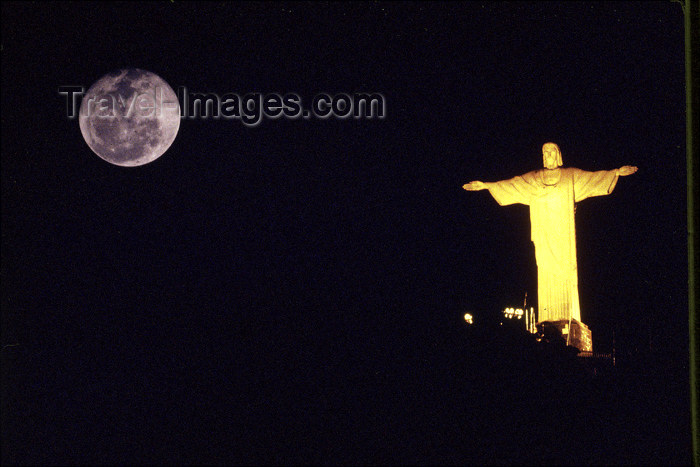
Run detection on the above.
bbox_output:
[462,142,637,324]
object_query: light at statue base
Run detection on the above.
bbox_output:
[536,319,593,353]
[502,307,537,333]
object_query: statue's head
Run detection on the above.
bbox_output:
[542,142,563,169]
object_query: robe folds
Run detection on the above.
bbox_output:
[487,167,619,323]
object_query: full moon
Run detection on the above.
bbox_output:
[79,69,180,167]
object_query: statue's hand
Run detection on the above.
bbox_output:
[463,181,487,191]
[618,166,638,176]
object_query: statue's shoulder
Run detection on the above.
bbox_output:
[521,170,541,184]
[563,167,586,180]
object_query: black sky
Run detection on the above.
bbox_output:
[1,1,689,464]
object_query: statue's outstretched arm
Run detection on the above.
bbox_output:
[617,166,638,176]
[462,181,492,191]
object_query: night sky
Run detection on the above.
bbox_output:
[1,1,690,464]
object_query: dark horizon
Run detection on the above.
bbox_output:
[1,1,691,464]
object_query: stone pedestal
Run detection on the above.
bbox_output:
[536,319,592,353]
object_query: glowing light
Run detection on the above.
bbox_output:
[503,307,526,319]
[463,313,473,324]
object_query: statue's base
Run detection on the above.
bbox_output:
[536,319,593,353]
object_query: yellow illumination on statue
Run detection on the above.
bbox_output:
[463,142,637,324]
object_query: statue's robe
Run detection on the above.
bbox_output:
[487,167,619,323]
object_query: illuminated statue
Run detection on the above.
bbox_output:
[463,142,637,324]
